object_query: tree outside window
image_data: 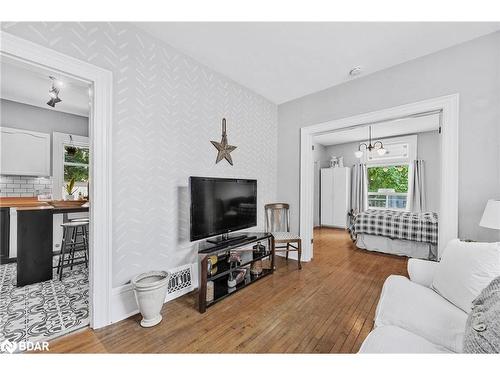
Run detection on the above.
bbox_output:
[64,146,89,198]
[367,165,409,209]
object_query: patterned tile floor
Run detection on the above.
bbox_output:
[0,254,89,344]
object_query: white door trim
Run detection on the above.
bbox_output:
[300,94,459,260]
[1,31,113,328]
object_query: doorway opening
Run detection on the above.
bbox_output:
[0,31,113,341]
[300,95,459,261]
[312,111,442,260]
[0,53,92,344]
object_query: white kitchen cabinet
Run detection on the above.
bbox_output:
[0,127,51,176]
[320,167,351,228]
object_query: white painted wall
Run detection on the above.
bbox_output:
[322,130,441,213]
[278,31,500,242]
[1,22,278,288]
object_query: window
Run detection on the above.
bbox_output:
[368,165,409,210]
[63,145,89,198]
[52,132,90,200]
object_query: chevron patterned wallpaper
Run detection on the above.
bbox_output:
[1,22,278,287]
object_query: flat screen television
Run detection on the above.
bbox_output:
[190,177,257,242]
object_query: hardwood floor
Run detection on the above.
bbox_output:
[47,228,408,353]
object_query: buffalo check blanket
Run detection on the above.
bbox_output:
[349,209,438,244]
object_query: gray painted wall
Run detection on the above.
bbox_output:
[0,99,89,136]
[416,131,441,213]
[1,22,278,288]
[278,31,500,242]
[320,130,441,213]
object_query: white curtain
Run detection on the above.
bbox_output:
[411,160,426,212]
[351,163,368,214]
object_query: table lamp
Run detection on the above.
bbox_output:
[479,199,500,230]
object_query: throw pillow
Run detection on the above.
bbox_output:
[463,276,500,353]
[432,239,500,313]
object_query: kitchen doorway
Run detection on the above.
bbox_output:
[0,31,112,339]
[0,54,92,344]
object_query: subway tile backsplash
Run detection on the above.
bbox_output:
[0,175,52,197]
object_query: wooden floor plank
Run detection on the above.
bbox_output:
[46,228,407,353]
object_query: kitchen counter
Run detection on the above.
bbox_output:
[0,197,89,286]
[0,197,88,210]
[0,197,51,208]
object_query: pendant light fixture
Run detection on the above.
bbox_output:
[354,125,387,158]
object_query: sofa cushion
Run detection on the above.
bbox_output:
[359,325,452,353]
[407,258,439,288]
[431,239,500,313]
[375,275,467,352]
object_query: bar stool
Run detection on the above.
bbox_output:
[57,221,89,280]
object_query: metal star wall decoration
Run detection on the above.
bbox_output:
[211,118,237,165]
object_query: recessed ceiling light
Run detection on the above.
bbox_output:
[349,66,363,77]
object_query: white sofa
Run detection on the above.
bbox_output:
[359,258,468,353]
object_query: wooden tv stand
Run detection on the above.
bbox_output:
[197,232,274,313]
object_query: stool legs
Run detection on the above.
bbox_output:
[57,226,69,278]
[83,225,89,268]
[69,226,78,270]
[58,223,89,280]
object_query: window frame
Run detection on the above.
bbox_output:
[362,134,418,211]
[64,145,90,188]
[52,132,90,200]
[367,163,411,211]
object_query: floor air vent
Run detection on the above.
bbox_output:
[167,264,194,299]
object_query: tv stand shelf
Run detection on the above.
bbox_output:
[198,232,274,313]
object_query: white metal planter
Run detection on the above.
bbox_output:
[132,271,170,328]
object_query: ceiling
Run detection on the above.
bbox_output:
[135,22,500,104]
[313,113,440,146]
[1,55,91,117]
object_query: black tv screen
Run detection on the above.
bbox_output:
[190,177,257,241]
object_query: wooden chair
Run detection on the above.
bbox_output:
[264,203,302,270]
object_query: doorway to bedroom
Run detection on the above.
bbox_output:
[311,111,441,260]
[300,95,459,263]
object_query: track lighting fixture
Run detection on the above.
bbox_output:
[47,76,62,108]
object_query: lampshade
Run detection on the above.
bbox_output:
[354,150,363,158]
[377,147,387,156]
[479,199,500,230]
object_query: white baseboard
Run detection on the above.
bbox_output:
[109,262,198,324]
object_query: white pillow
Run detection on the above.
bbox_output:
[432,239,500,313]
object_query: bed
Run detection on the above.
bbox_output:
[349,209,438,260]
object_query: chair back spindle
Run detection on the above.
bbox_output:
[265,203,290,233]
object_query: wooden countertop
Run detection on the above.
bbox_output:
[0,197,88,210]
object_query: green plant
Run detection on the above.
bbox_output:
[65,177,77,196]
[367,165,409,193]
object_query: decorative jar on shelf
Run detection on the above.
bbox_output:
[251,260,263,275]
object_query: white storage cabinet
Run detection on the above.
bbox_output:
[320,167,351,228]
[1,127,50,177]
